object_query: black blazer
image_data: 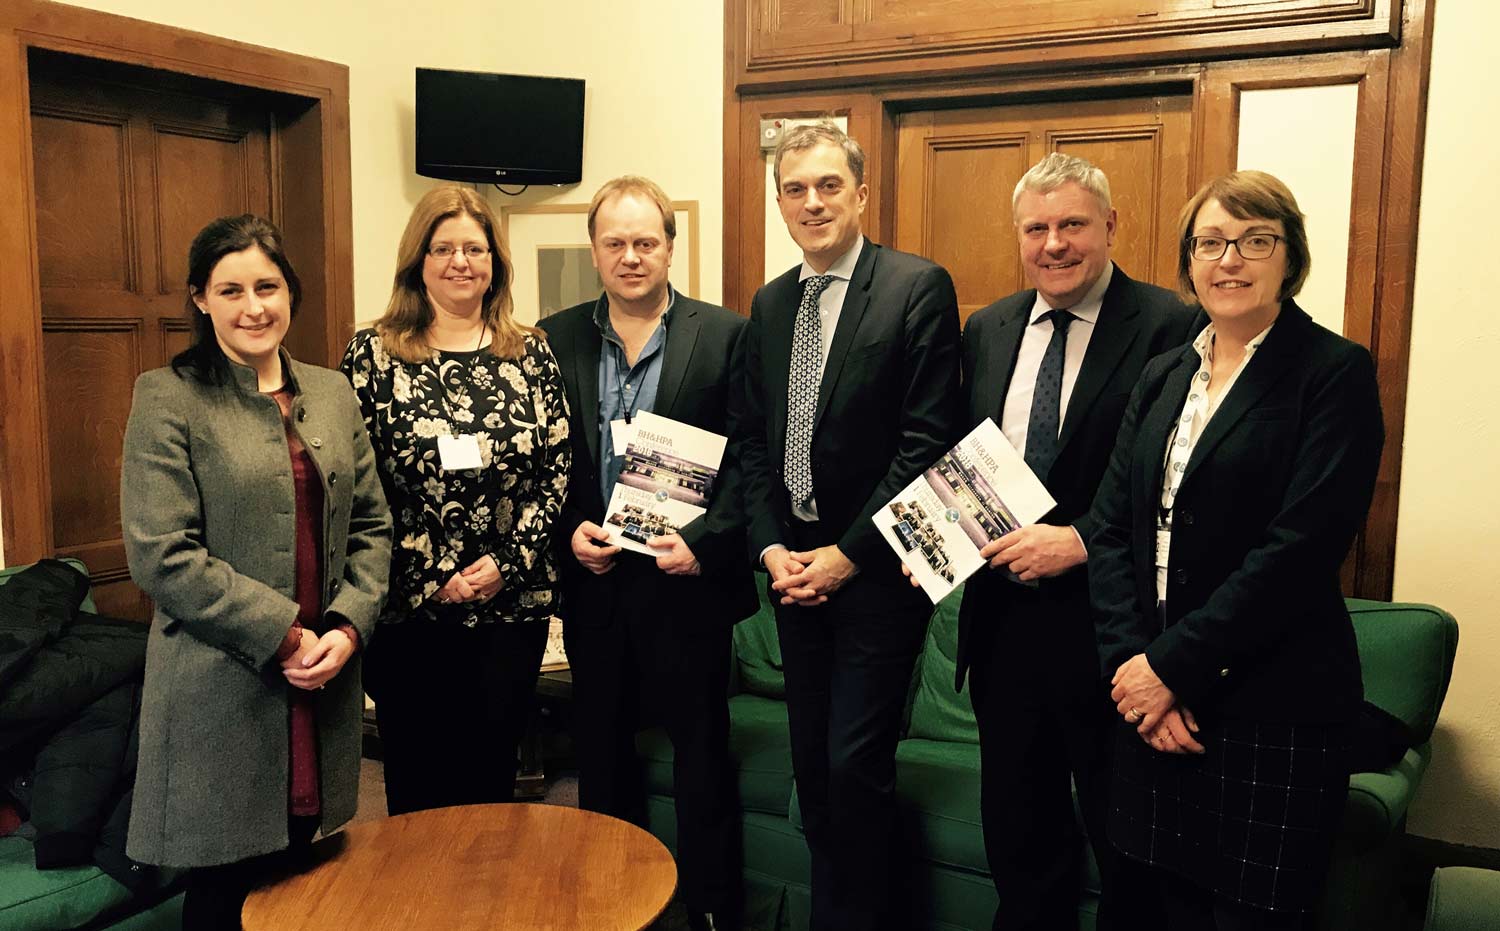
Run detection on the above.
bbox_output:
[954,265,1196,692]
[1089,302,1385,723]
[538,294,757,625]
[739,238,962,582]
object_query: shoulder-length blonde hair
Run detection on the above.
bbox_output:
[375,184,536,362]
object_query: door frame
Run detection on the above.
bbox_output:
[0,0,354,565]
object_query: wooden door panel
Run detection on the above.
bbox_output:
[151,124,269,296]
[30,109,134,291]
[42,321,139,553]
[895,94,1194,326]
[30,61,274,621]
[904,132,1029,320]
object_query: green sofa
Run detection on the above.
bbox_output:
[638,586,1458,931]
[0,559,183,931]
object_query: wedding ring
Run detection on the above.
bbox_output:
[1128,707,1143,722]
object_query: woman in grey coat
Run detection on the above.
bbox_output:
[121,215,391,930]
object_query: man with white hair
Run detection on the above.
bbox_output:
[955,153,1195,930]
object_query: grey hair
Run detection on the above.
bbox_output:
[1011,153,1112,217]
[773,119,866,188]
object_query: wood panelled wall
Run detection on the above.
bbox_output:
[724,0,1437,600]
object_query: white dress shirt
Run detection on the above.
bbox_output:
[999,261,1113,454]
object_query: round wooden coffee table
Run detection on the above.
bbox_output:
[242,803,676,930]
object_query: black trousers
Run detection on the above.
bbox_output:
[774,522,931,931]
[970,627,1152,931]
[364,617,548,816]
[565,563,739,914]
[181,815,318,931]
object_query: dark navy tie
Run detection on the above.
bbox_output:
[1023,308,1075,481]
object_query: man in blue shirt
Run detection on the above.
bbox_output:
[538,176,756,931]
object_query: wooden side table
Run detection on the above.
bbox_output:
[242,803,675,930]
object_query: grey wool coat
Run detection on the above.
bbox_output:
[120,352,392,868]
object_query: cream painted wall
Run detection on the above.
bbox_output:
[51,0,725,320]
[1395,0,1500,849]
[0,0,723,568]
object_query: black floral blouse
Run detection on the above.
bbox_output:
[340,329,570,626]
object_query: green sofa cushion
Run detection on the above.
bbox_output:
[639,692,796,818]
[1342,743,1431,849]
[0,557,98,614]
[893,738,987,874]
[735,589,786,700]
[0,836,132,930]
[1347,599,1457,744]
[905,587,974,744]
[1426,866,1500,931]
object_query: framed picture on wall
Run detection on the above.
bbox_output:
[500,200,700,326]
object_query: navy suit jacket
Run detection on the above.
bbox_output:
[539,294,757,626]
[1089,302,1384,723]
[738,238,963,589]
[954,264,1196,694]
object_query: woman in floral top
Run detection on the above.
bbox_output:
[341,185,570,815]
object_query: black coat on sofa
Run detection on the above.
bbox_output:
[0,559,164,890]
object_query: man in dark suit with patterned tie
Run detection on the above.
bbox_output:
[737,121,962,931]
[956,153,1196,930]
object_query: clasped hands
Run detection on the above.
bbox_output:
[571,521,701,577]
[281,626,354,691]
[432,553,504,605]
[768,545,857,606]
[1111,653,1204,755]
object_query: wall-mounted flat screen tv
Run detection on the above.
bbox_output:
[415,67,584,185]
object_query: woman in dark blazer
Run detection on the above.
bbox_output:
[122,215,391,930]
[1089,171,1385,930]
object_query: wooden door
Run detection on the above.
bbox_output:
[894,95,1193,326]
[28,53,273,619]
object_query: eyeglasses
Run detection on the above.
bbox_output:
[427,243,491,260]
[1188,234,1282,261]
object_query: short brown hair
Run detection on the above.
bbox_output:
[375,184,534,362]
[1176,170,1311,305]
[587,176,676,242]
[772,120,865,188]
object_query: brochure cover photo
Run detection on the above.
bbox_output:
[604,410,727,557]
[872,418,1056,603]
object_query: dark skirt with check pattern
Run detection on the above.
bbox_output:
[1109,718,1352,914]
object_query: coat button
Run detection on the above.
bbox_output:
[309,437,323,448]
[329,472,338,485]
[1219,667,1230,677]
[297,409,307,422]
[1179,510,1194,526]
[1174,569,1189,584]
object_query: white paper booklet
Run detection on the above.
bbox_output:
[872,418,1057,604]
[603,410,728,557]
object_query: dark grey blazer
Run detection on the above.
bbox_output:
[539,293,757,625]
[739,237,963,583]
[955,264,1196,694]
[121,353,391,867]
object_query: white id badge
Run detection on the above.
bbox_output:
[1154,529,1172,568]
[611,418,633,456]
[437,434,483,471]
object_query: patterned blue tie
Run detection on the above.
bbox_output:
[1023,308,1075,481]
[784,274,835,508]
